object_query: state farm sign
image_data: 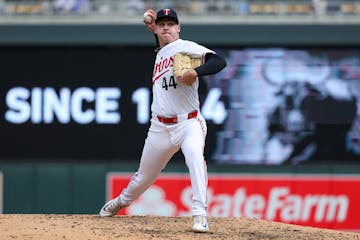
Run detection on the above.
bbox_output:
[106,173,360,231]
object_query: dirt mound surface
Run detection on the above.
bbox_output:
[0,214,359,240]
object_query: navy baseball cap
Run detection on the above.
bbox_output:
[155,8,179,24]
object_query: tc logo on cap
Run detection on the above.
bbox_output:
[163,9,171,15]
[155,8,178,24]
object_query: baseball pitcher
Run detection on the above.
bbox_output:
[99,8,227,233]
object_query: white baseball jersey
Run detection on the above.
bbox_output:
[151,39,215,117]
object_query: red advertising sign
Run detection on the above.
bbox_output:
[107,173,360,231]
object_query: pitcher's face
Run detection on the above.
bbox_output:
[155,19,180,47]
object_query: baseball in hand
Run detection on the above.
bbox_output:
[143,12,153,23]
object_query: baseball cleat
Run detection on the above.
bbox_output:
[192,215,209,233]
[99,197,125,217]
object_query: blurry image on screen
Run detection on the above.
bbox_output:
[204,48,360,165]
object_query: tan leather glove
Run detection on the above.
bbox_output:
[173,53,202,81]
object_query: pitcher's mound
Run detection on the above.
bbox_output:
[0,214,359,240]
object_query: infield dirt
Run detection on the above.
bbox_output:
[0,214,359,240]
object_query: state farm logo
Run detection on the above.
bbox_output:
[128,185,348,223]
[126,186,176,216]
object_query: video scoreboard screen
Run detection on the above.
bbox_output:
[1,46,359,164]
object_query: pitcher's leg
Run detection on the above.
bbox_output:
[100,126,178,217]
[119,132,179,206]
[181,117,208,217]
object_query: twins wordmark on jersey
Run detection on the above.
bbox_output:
[152,55,177,90]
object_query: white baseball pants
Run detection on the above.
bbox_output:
[118,112,208,217]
